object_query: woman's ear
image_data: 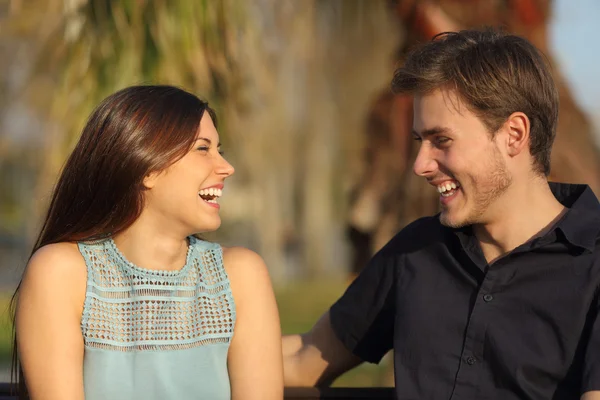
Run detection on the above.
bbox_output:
[143,171,160,189]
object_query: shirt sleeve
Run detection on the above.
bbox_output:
[329,247,397,364]
[582,293,600,393]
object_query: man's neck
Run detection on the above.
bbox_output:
[473,178,566,264]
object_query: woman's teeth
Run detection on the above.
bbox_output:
[198,187,222,203]
[199,188,222,197]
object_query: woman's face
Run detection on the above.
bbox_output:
[143,113,235,235]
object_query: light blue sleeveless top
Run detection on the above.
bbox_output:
[77,236,235,400]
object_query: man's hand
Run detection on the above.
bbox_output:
[582,392,600,400]
[283,311,363,386]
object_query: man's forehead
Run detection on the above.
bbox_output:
[414,89,466,116]
[412,90,483,138]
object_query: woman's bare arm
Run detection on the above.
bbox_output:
[224,247,283,399]
[16,243,87,400]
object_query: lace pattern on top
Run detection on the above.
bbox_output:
[78,236,235,352]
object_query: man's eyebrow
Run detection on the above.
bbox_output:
[411,127,454,139]
[195,137,222,147]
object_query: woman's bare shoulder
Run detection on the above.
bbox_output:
[27,242,85,273]
[220,246,272,296]
[221,246,266,270]
[16,242,88,399]
[20,242,87,303]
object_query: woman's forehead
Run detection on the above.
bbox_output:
[196,114,219,141]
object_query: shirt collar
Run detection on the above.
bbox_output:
[452,182,600,253]
[550,182,600,252]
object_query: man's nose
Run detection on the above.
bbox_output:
[412,144,437,177]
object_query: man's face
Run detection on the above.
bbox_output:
[412,89,512,228]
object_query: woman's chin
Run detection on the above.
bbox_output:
[194,218,222,234]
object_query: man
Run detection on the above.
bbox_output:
[282,28,600,399]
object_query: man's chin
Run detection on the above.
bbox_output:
[439,211,467,229]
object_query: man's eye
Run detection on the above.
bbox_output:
[435,137,450,145]
[412,136,422,142]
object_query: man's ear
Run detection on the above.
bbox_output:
[504,112,530,157]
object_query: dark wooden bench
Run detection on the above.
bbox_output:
[284,387,394,399]
[0,383,395,399]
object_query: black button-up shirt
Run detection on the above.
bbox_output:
[330,183,600,399]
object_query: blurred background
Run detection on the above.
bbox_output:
[0,0,599,387]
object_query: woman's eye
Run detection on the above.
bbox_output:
[197,146,225,156]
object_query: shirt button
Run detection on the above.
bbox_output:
[466,356,477,365]
[483,294,494,302]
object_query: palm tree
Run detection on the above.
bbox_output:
[5,0,400,282]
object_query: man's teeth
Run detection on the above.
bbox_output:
[437,182,460,196]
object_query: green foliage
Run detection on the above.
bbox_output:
[0,296,13,366]
[27,0,247,169]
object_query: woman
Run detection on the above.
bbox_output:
[12,85,283,400]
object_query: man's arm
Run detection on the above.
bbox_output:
[582,392,600,399]
[283,229,402,387]
[283,311,363,386]
[581,276,600,400]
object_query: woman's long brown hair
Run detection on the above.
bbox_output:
[9,85,217,398]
